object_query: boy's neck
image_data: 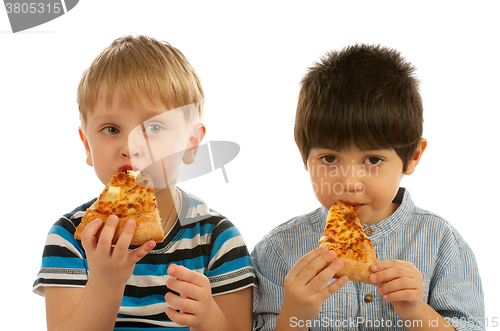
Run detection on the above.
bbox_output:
[365,202,400,226]
[154,186,179,236]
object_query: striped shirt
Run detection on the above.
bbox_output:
[33,188,256,330]
[251,188,485,331]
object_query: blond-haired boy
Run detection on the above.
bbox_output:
[33,35,256,331]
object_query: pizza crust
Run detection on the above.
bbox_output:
[74,209,164,246]
[319,200,377,284]
[319,240,376,283]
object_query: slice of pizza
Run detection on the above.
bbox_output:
[319,200,376,283]
[74,170,164,245]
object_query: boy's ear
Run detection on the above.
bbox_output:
[183,124,206,165]
[404,138,427,175]
[79,127,93,166]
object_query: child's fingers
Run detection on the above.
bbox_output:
[376,277,418,296]
[296,249,336,285]
[371,259,404,272]
[167,265,207,287]
[165,292,196,315]
[370,261,418,284]
[95,215,119,252]
[288,247,329,279]
[308,256,343,290]
[166,278,200,300]
[130,240,156,263]
[113,219,136,255]
[165,306,193,326]
[379,288,421,303]
[317,275,349,302]
[80,218,103,251]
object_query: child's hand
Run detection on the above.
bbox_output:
[370,260,424,319]
[165,264,214,328]
[81,215,156,289]
[280,246,348,324]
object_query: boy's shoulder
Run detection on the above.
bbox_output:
[380,188,469,250]
[252,207,327,257]
[410,202,467,246]
[177,189,233,229]
[265,207,326,237]
[52,198,97,235]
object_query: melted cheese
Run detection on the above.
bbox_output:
[319,200,371,261]
[94,170,157,217]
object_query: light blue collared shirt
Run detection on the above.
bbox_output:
[251,188,485,330]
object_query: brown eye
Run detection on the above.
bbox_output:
[365,156,382,165]
[102,126,119,135]
[321,155,338,164]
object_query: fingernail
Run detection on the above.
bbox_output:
[336,259,342,266]
[329,250,336,257]
[371,274,377,282]
[371,264,377,271]
[126,219,136,226]
[321,246,328,252]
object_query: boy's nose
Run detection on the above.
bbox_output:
[342,166,364,193]
[122,126,150,160]
[343,179,364,194]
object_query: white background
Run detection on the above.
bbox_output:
[1,1,499,329]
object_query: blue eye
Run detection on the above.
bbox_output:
[102,126,120,135]
[145,123,163,134]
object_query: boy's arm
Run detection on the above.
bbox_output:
[45,216,155,331]
[45,284,124,331]
[213,287,253,331]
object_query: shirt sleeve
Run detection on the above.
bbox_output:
[251,235,289,331]
[428,229,485,331]
[32,215,88,296]
[204,218,257,296]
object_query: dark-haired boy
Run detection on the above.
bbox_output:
[251,45,484,330]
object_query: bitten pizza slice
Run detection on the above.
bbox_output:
[319,200,376,283]
[75,170,164,245]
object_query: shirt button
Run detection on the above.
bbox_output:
[365,228,373,236]
[364,293,373,303]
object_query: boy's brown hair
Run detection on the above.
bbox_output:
[77,35,204,129]
[294,44,423,172]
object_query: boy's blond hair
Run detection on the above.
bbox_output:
[77,35,204,129]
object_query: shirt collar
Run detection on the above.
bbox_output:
[362,187,414,239]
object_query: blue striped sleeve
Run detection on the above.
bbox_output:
[33,217,88,296]
[205,219,257,295]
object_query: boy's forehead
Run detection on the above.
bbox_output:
[311,146,396,154]
[91,89,196,124]
[95,87,171,113]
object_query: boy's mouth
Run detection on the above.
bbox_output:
[118,165,139,172]
[351,204,363,214]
